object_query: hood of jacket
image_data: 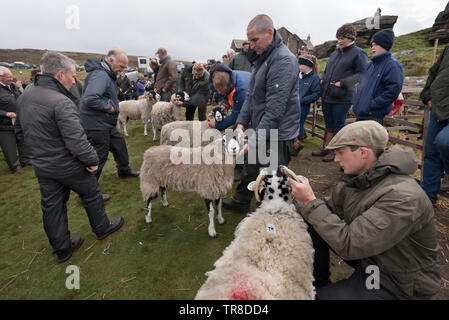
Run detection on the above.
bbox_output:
[84,58,117,81]
[343,145,418,189]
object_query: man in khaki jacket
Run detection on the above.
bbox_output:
[154,48,178,102]
[291,121,441,299]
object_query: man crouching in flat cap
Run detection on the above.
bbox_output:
[290,120,441,300]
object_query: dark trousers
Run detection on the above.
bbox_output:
[0,130,30,171]
[308,224,398,300]
[322,102,352,132]
[185,103,207,121]
[37,171,110,255]
[85,127,131,180]
[232,139,294,205]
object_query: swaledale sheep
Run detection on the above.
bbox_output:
[139,132,243,238]
[150,93,189,141]
[118,92,157,136]
[195,166,315,300]
[160,120,220,147]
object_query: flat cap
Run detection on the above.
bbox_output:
[155,47,167,55]
[326,120,389,150]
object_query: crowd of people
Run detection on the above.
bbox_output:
[0,12,446,299]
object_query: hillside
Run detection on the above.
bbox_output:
[318,27,444,78]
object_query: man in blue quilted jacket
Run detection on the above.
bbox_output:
[352,29,403,125]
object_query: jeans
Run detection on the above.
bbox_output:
[322,102,351,132]
[298,105,311,138]
[421,113,449,202]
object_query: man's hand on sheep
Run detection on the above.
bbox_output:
[207,118,216,128]
[289,177,316,205]
[174,100,183,107]
[235,124,248,156]
[86,166,98,173]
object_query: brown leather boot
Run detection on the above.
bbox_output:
[292,137,304,156]
[322,131,336,162]
[312,129,332,157]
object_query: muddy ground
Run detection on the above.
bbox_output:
[288,142,449,300]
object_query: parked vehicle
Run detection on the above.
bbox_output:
[0,62,13,68]
[11,62,31,69]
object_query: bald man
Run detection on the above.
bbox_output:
[224,14,301,213]
[0,66,30,173]
[80,49,139,201]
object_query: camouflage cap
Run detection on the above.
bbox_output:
[326,121,389,150]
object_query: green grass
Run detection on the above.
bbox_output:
[0,109,258,300]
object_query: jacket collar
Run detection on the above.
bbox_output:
[371,51,391,63]
[35,74,78,104]
[247,29,282,65]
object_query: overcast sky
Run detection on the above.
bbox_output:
[1,0,447,63]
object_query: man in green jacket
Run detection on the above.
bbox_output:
[420,44,449,204]
[229,41,252,72]
[291,121,440,299]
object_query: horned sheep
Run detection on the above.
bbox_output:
[195,166,315,300]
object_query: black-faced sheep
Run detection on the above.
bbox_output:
[195,166,315,299]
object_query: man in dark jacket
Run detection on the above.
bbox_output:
[291,121,440,299]
[15,51,124,263]
[352,29,403,124]
[116,71,131,101]
[175,62,210,121]
[80,49,139,202]
[420,43,449,204]
[228,41,253,72]
[154,48,178,102]
[223,14,301,213]
[312,23,368,162]
[0,66,30,173]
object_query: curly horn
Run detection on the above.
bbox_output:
[254,170,269,203]
[280,166,299,182]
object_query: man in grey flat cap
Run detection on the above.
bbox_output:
[290,120,440,300]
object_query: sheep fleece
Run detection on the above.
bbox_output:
[195,200,315,300]
[140,145,235,200]
[160,120,220,146]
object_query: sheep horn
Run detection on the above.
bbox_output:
[254,170,268,203]
[280,166,299,182]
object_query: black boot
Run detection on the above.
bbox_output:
[118,169,140,178]
[96,216,124,240]
[57,236,84,263]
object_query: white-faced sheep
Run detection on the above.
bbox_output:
[139,131,243,238]
[195,166,315,300]
[150,93,189,141]
[160,120,220,147]
[118,92,157,136]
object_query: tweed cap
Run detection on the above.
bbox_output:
[192,62,205,76]
[326,121,389,150]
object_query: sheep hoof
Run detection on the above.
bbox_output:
[145,217,152,224]
[208,229,217,238]
[144,132,148,136]
[218,218,225,225]
[162,201,169,207]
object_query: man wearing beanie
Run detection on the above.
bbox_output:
[312,23,368,162]
[290,120,440,300]
[352,29,404,124]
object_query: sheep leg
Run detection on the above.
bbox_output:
[205,199,217,238]
[122,120,129,137]
[143,119,148,136]
[145,193,158,224]
[152,120,157,141]
[161,187,169,207]
[215,198,225,225]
